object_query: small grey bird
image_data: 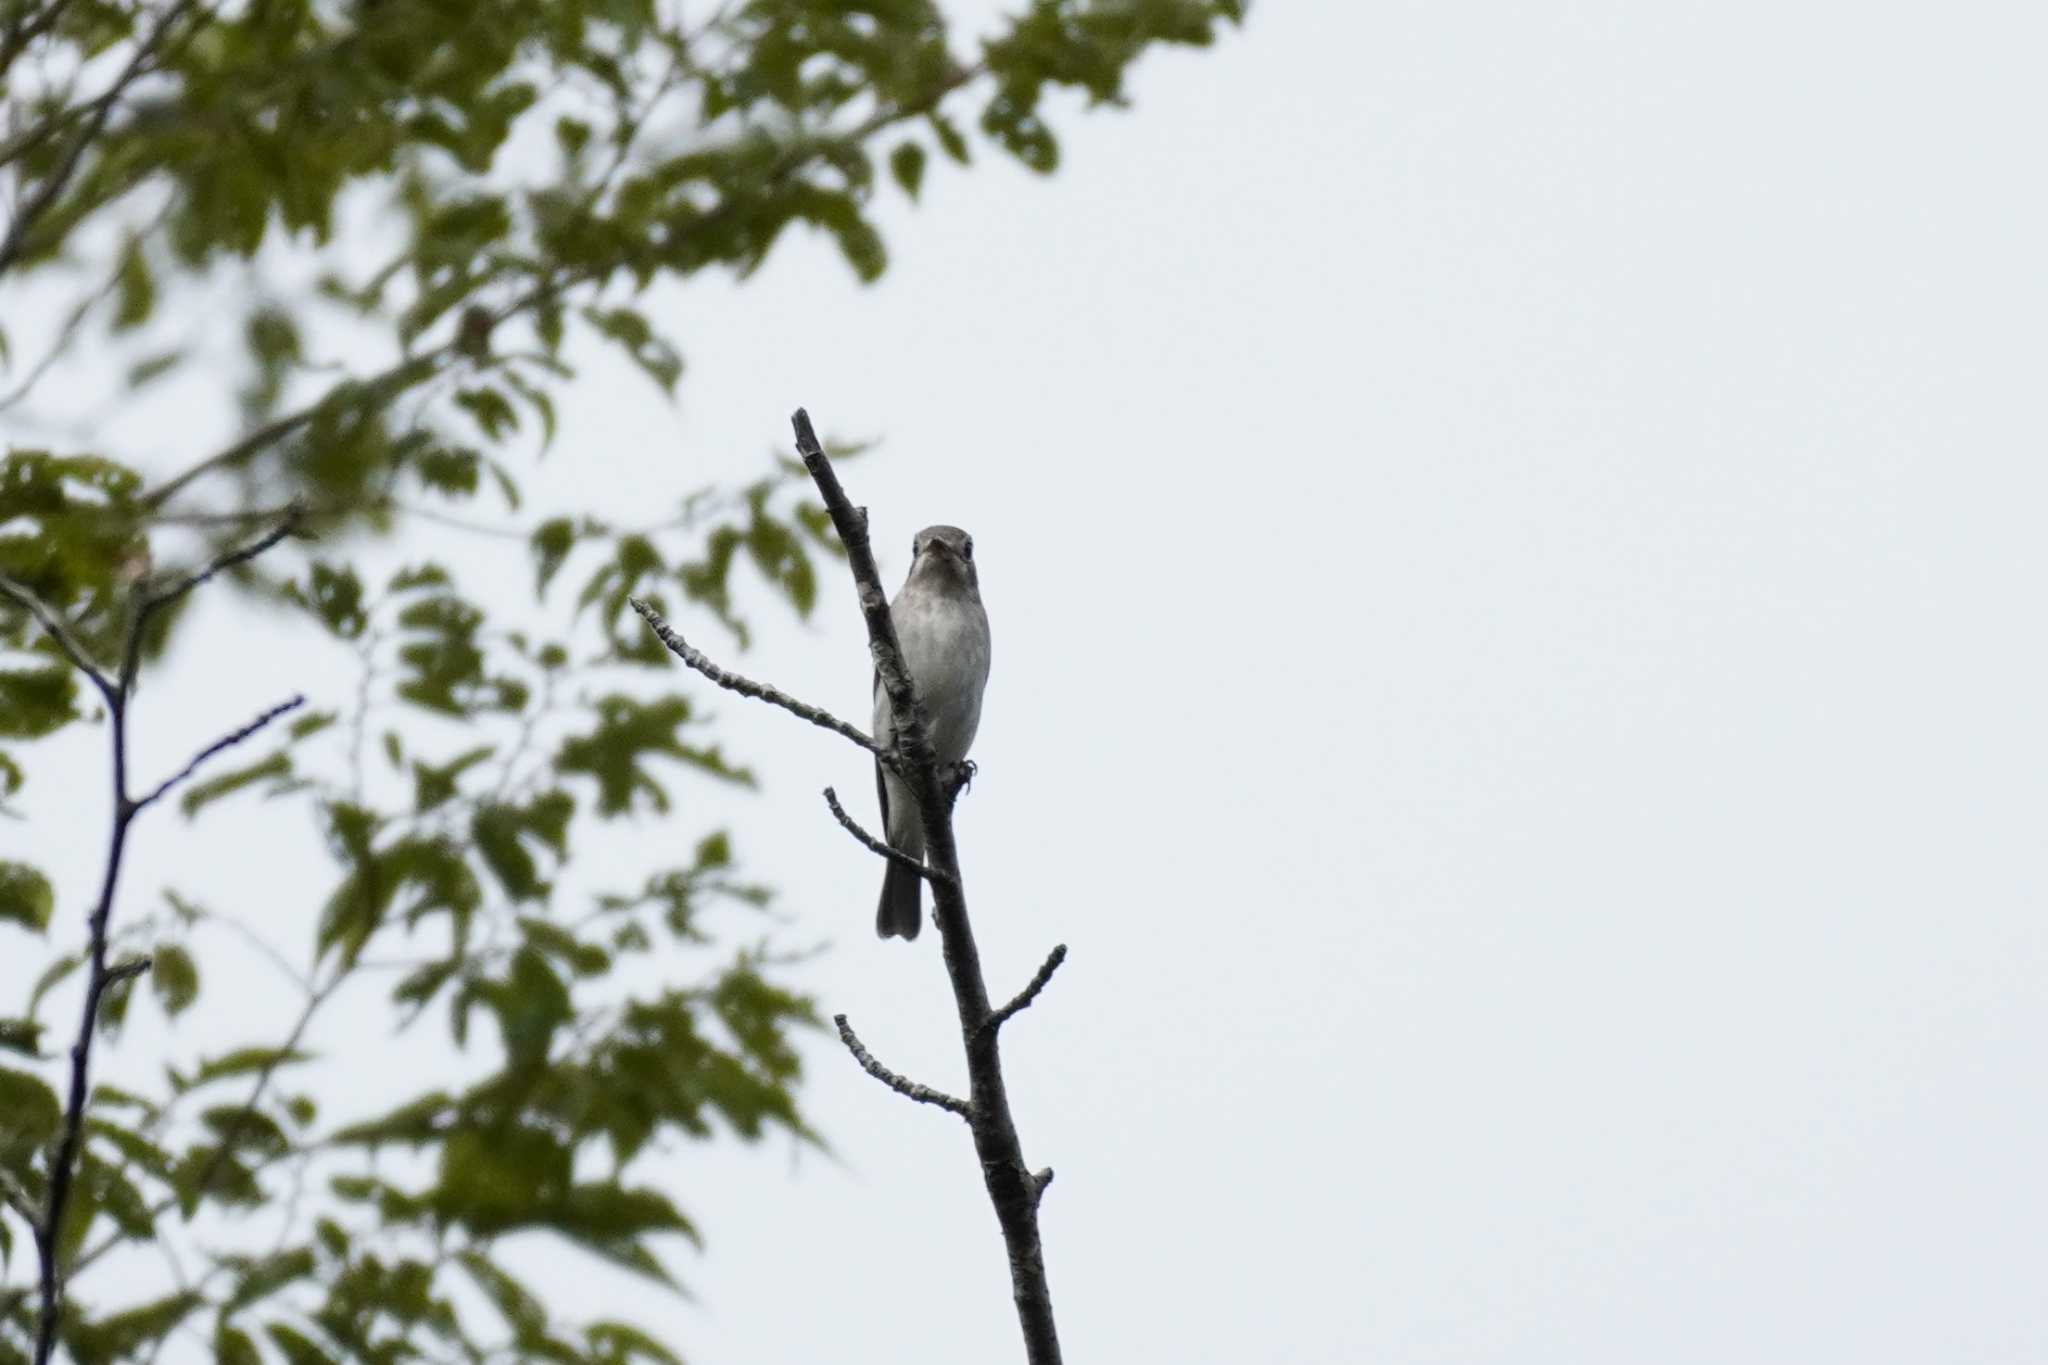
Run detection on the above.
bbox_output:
[874,525,991,939]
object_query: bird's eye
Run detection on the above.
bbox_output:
[962,539,973,560]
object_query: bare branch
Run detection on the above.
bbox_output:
[31,503,298,1365]
[142,508,304,613]
[629,596,885,758]
[793,408,1063,1365]
[33,954,150,1362]
[979,945,1068,1041]
[132,695,304,812]
[0,574,115,700]
[103,954,153,988]
[832,1014,969,1119]
[822,786,949,885]
[119,508,304,695]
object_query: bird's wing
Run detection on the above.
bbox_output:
[872,667,890,836]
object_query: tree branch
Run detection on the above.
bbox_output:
[115,509,304,699]
[790,407,1065,1365]
[832,1014,969,1119]
[132,695,304,812]
[0,574,115,701]
[979,945,1068,1041]
[140,507,305,613]
[822,785,949,885]
[28,511,299,1365]
[629,596,886,759]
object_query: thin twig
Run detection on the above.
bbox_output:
[141,509,304,614]
[822,786,949,885]
[132,695,304,811]
[0,574,115,700]
[832,1015,969,1119]
[116,509,304,700]
[629,596,884,758]
[978,945,1068,1041]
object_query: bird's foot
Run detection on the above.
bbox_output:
[944,759,978,799]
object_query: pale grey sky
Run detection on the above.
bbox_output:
[9,1,2048,1362]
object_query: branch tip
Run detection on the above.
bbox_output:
[979,944,1068,1040]
[134,694,305,811]
[629,597,882,757]
[833,1014,969,1120]
[822,786,949,885]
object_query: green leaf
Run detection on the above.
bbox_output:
[930,111,971,163]
[221,1246,317,1313]
[532,517,578,594]
[151,942,199,1016]
[411,745,494,813]
[457,1249,545,1338]
[289,563,368,639]
[267,1323,337,1365]
[555,694,751,817]
[0,666,79,739]
[472,790,572,901]
[587,1321,684,1365]
[0,862,53,932]
[180,751,293,817]
[0,1018,42,1056]
[217,1325,263,1365]
[193,1047,313,1086]
[29,953,80,1016]
[0,1066,59,1155]
[889,141,927,200]
[114,239,156,330]
[68,1290,202,1359]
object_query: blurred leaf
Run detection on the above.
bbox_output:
[267,1323,337,1365]
[889,141,928,199]
[0,1018,42,1056]
[193,1047,314,1086]
[0,666,79,738]
[180,752,293,817]
[411,745,494,813]
[217,1325,263,1365]
[0,862,53,932]
[29,953,80,1017]
[588,1320,683,1365]
[113,239,156,330]
[287,563,369,639]
[67,1290,202,1359]
[0,1066,60,1155]
[151,942,199,1016]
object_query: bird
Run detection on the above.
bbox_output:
[874,524,991,939]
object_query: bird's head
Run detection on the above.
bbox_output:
[908,524,979,595]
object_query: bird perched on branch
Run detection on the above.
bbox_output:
[875,525,990,939]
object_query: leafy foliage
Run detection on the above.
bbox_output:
[0,0,1241,1359]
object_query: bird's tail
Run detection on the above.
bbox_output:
[876,859,922,940]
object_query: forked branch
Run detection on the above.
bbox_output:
[0,513,303,1365]
[629,409,1067,1365]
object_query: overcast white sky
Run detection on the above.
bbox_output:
[9,0,2048,1361]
